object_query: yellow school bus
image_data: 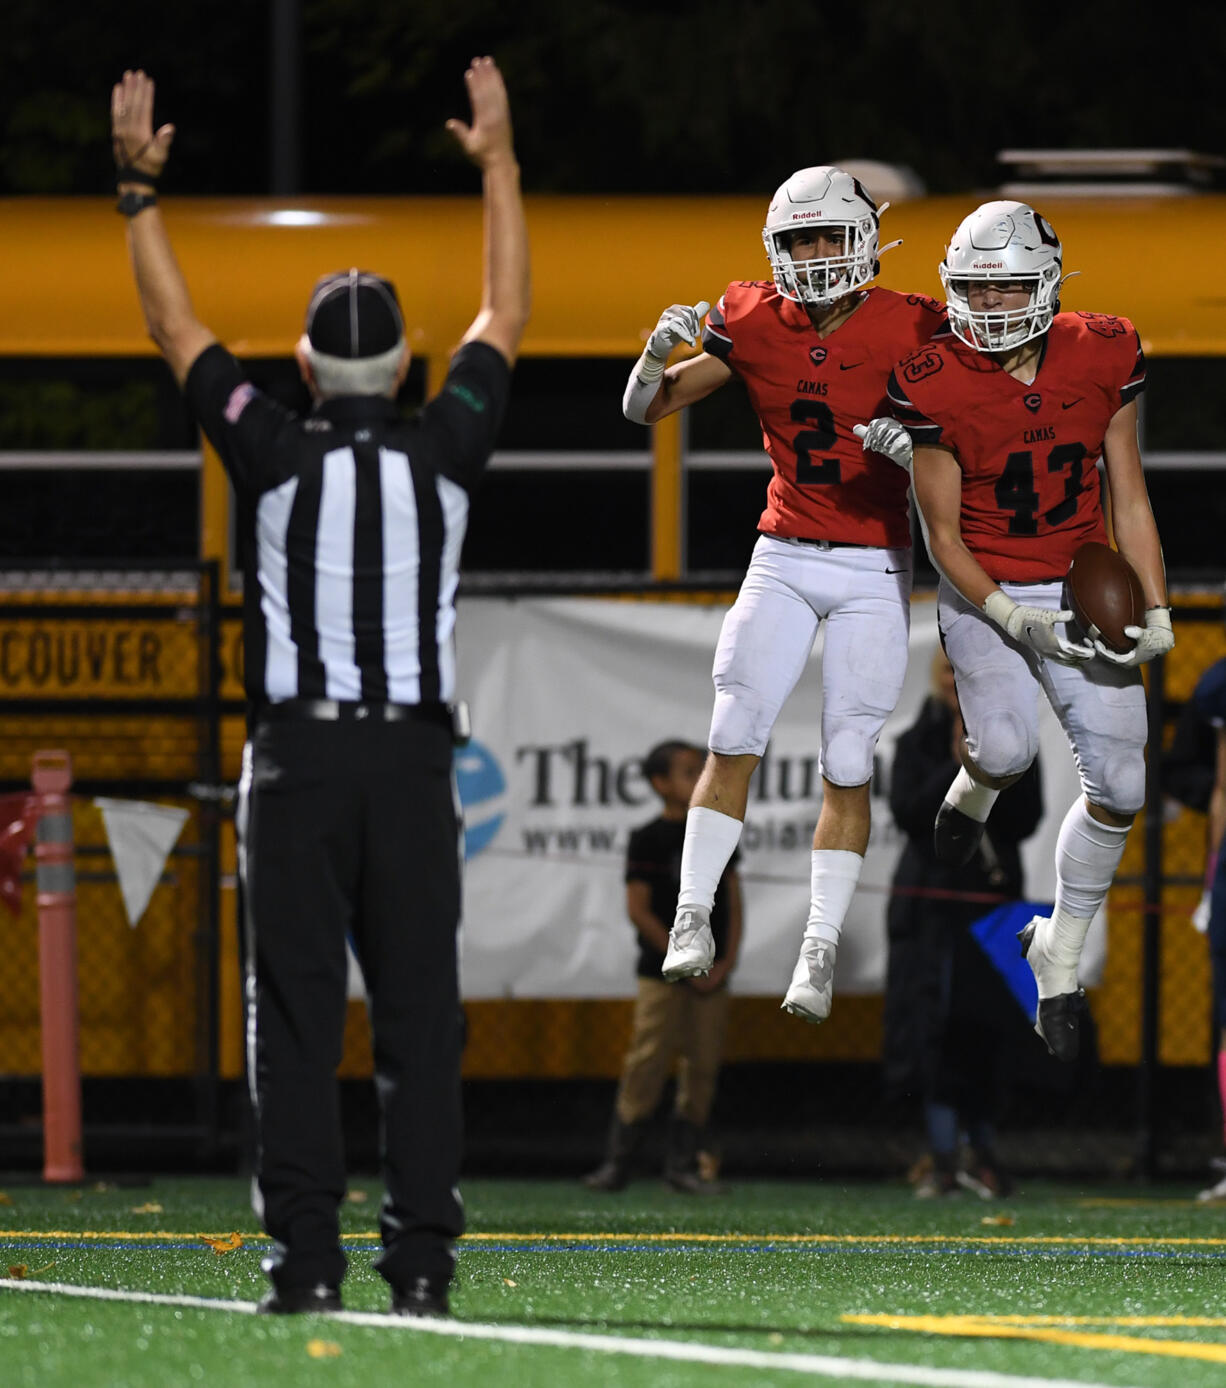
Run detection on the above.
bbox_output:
[1,193,1223,1089]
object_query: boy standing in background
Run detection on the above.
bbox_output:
[584,741,743,1193]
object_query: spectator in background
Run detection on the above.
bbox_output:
[1190,657,1226,1201]
[584,741,742,1194]
[883,650,1042,1197]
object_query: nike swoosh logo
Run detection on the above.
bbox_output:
[838,362,863,371]
[1062,398,1084,409]
[885,567,909,574]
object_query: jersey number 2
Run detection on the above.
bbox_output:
[791,399,841,485]
[994,443,1088,533]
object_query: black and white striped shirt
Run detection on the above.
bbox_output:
[186,341,509,706]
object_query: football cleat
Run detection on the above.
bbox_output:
[661,905,714,980]
[933,801,985,866]
[1018,919,1085,1062]
[256,1282,341,1315]
[781,937,837,1023]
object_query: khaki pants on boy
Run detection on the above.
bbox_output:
[614,976,730,1128]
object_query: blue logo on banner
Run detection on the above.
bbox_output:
[970,900,1051,1018]
[454,740,506,858]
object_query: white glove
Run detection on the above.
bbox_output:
[645,301,710,362]
[1192,890,1212,933]
[983,589,1094,666]
[623,299,710,424]
[1094,606,1174,667]
[854,418,913,470]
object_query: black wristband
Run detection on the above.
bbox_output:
[115,166,158,187]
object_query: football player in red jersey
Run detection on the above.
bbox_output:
[621,166,944,1024]
[886,200,1174,1062]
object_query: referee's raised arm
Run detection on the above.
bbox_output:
[446,57,531,366]
[112,70,216,387]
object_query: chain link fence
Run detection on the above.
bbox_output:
[1,572,1223,1179]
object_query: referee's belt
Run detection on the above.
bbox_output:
[258,698,452,728]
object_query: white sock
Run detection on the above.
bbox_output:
[802,849,864,947]
[1034,799,1131,996]
[1054,798,1131,919]
[944,765,998,823]
[677,806,743,913]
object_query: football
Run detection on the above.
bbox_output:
[1065,541,1146,654]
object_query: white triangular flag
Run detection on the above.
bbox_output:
[94,798,190,928]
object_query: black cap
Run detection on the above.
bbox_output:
[304,269,404,358]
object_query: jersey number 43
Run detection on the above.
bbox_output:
[994,442,1088,534]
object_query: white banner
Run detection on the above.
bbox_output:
[452,596,1101,999]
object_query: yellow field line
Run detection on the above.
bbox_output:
[966,1316,1226,1328]
[845,1313,1226,1365]
[4,1229,1226,1247]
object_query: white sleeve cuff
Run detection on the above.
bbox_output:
[982,589,1018,631]
[622,350,665,425]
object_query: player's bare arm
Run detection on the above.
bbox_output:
[451,57,531,366]
[645,352,732,422]
[911,445,997,608]
[1092,399,1174,665]
[113,70,216,387]
[622,301,730,423]
[1100,401,1168,608]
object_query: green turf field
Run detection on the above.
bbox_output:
[3,1174,1226,1386]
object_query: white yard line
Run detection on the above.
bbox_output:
[0,1278,1124,1388]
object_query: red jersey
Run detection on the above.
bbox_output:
[888,312,1146,582]
[703,283,945,547]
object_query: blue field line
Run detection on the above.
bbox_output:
[6,1238,1226,1262]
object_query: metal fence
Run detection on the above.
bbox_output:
[1,569,1223,1181]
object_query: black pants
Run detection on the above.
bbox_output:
[240,715,463,1292]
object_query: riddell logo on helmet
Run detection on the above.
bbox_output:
[792,212,822,220]
[972,260,1005,269]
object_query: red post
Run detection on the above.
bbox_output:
[33,749,84,1183]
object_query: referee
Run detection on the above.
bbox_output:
[113,59,529,1316]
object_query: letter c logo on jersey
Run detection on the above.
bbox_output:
[1023,392,1042,414]
[454,740,507,858]
[902,348,944,385]
[809,346,828,367]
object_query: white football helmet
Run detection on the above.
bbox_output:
[939,200,1065,351]
[762,166,888,307]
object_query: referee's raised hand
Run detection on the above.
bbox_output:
[112,69,175,182]
[445,56,515,169]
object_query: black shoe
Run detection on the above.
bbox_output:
[257,1282,341,1314]
[933,801,985,866]
[1017,920,1085,1063]
[1034,990,1086,1062]
[665,1169,727,1196]
[582,1160,629,1192]
[391,1276,451,1318]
